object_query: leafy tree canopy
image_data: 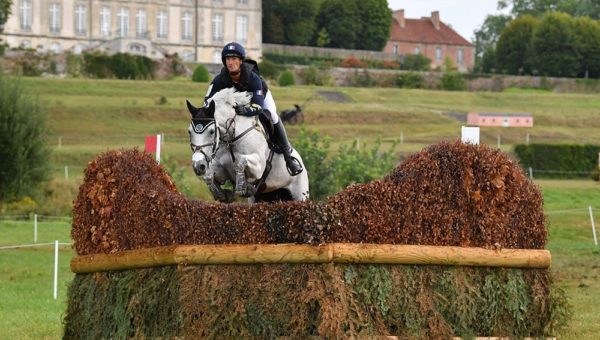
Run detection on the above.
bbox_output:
[0,0,12,31]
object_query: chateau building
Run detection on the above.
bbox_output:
[384,10,475,72]
[0,0,263,63]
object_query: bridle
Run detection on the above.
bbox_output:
[190,118,220,164]
[219,115,262,163]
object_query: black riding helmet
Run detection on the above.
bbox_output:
[221,42,246,65]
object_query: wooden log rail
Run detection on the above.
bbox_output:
[71,244,551,273]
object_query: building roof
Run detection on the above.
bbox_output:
[390,15,473,47]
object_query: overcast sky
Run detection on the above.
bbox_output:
[387,0,509,42]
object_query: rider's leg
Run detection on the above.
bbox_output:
[264,91,303,176]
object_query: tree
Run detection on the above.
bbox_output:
[572,15,600,78]
[0,73,51,201]
[498,0,600,19]
[0,0,12,33]
[473,14,512,73]
[317,0,360,48]
[262,0,285,44]
[495,15,539,74]
[530,12,580,77]
[279,0,320,46]
[355,0,392,50]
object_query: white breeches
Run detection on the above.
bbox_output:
[264,90,279,124]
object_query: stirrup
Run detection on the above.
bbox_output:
[286,156,303,176]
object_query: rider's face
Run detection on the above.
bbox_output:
[225,56,243,74]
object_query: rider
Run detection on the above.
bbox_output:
[203,42,303,176]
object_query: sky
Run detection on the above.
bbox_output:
[387,0,509,42]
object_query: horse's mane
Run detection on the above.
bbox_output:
[212,88,253,125]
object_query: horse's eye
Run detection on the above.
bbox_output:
[209,130,214,135]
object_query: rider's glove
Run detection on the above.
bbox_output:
[235,103,263,116]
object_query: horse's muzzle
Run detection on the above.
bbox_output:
[192,160,207,176]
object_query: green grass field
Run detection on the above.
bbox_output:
[0,77,599,338]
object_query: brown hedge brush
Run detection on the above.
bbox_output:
[71,141,545,256]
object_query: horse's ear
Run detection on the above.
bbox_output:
[186,100,200,117]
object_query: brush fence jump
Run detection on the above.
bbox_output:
[71,243,550,273]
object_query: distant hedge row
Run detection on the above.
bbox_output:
[83,52,155,80]
[514,143,600,178]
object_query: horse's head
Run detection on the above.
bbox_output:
[211,88,252,135]
[187,100,218,176]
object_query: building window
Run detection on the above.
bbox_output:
[136,9,147,38]
[212,14,224,42]
[129,43,146,54]
[236,15,248,44]
[20,0,33,32]
[100,6,111,37]
[182,50,194,62]
[182,11,193,41]
[157,10,168,39]
[21,40,31,48]
[435,47,442,61]
[75,4,87,35]
[457,49,464,65]
[49,42,61,54]
[392,44,398,55]
[49,3,61,34]
[238,0,248,3]
[212,50,221,63]
[117,7,130,38]
[73,44,85,54]
[414,47,420,55]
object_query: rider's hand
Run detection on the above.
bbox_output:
[235,104,263,116]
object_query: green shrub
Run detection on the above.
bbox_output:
[396,72,425,89]
[299,66,331,86]
[278,70,295,86]
[349,69,374,87]
[0,74,52,201]
[294,128,398,200]
[0,196,38,216]
[440,72,467,91]
[192,64,210,83]
[401,54,431,71]
[257,59,282,80]
[331,138,397,191]
[293,127,335,200]
[83,52,155,79]
[514,143,600,179]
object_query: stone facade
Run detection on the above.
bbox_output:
[0,0,262,63]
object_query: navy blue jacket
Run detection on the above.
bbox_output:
[204,61,269,110]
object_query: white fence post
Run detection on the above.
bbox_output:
[526,133,530,144]
[156,134,162,164]
[400,131,404,145]
[64,166,69,180]
[34,214,38,243]
[497,135,501,149]
[529,167,533,179]
[590,206,598,246]
[58,136,62,149]
[53,240,59,300]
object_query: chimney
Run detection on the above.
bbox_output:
[393,9,405,28]
[431,11,440,30]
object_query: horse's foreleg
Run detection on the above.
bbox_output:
[204,169,233,203]
[234,158,257,197]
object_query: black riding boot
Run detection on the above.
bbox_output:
[273,121,303,176]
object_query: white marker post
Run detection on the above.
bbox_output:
[53,240,59,299]
[590,206,598,246]
[155,134,162,164]
[461,126,480,145]
[34,214,38,243]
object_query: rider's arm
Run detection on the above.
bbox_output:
[236,74,266,116]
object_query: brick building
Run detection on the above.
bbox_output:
[384,10,475,72]
[0,0,262,63]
